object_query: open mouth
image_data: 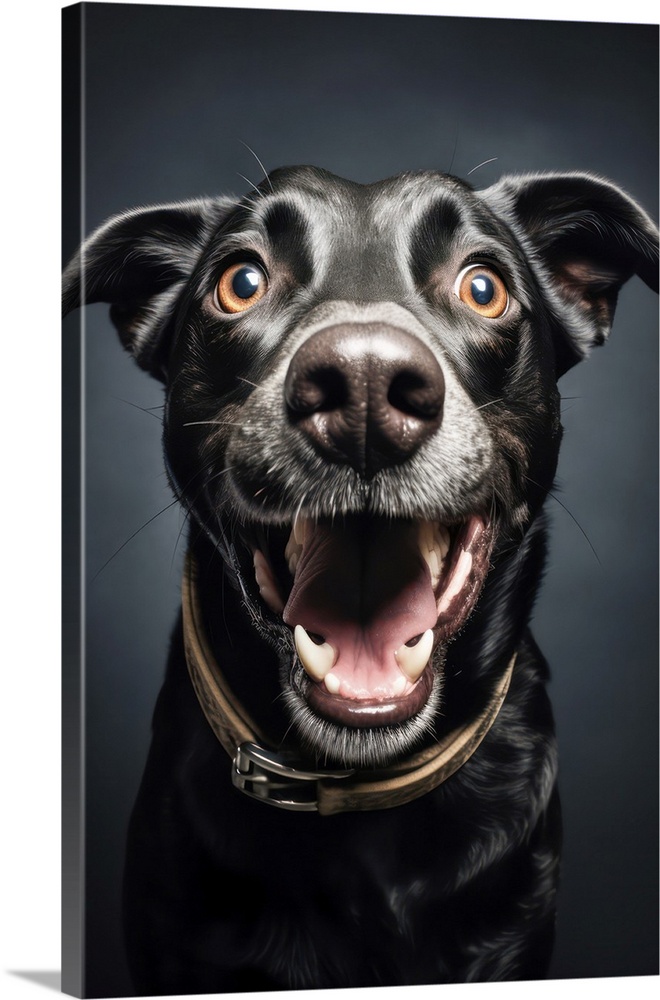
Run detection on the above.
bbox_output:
[247,513,495,729]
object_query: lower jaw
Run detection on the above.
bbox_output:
[283,664,443,769]
[304,664,435,727]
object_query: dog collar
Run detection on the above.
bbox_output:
[182,552,515,815]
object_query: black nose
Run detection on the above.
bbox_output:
[284,323,445,475]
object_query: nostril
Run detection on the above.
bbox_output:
[387,370,444,420]
[285,366,348,417]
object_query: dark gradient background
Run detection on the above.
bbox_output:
[62,3,659,995]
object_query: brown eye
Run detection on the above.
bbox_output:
[216,262,268,314]
[454,265,509,318]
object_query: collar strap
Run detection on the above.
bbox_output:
[182,552,515,815]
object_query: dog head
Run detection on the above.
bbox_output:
[64,167,658,767]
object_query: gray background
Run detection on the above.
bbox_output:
[62,3,658,995]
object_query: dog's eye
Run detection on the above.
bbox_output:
[454,265,509,319]
[216,262,268,314]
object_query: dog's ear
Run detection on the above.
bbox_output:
[62,198,234,380]
[481,173,659,374]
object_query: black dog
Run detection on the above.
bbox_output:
[63,167,658,992]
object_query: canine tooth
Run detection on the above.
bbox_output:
[294,624,336,681]
[288,551,299,575]
[395,629,434,682]
[324,673,341,694]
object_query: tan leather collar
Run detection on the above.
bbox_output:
[182,552,515,815]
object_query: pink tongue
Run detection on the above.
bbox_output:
[283,519,437,699]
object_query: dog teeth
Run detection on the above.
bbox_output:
[391,675,407,697]
[285,517,309,575]
[395,628,434,682]
[427,548,441,587]
[253,550,284,614]
[418,521,450,589]
[323,673,341,694]
[284,534,301,576]
[436,524,451,560]
[294,624,336,681]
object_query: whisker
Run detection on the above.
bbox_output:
[527,475,602,566]
[219,536,234,648]
[467,157,498,177]
[277,718,298,750]
[237,171,264,197]
[183,420,244,427]
[237,376,261,389]
[239,139,274,192]
[237,201,264,219]
[446,121,460,176]
[206,466,236,483]
[475,397,504,411]
[92,498,180,580]
[170,503,194,573]
[114,396,164,421]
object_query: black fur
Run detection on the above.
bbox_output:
[63,167,658,992]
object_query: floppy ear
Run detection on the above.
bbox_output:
[62,198,234,380]
[481,173,659,374]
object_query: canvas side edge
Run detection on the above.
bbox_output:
[62,4,85,997]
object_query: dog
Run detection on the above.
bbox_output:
[63,166,658,992]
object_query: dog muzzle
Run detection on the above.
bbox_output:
[182,552,515,814]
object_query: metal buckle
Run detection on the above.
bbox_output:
[232,741,354,811]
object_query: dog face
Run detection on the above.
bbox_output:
[63,167,658,767]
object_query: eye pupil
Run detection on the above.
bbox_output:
[232,266,261,299]
[470,275,494,305]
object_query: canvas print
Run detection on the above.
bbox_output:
[62,3,659,996]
